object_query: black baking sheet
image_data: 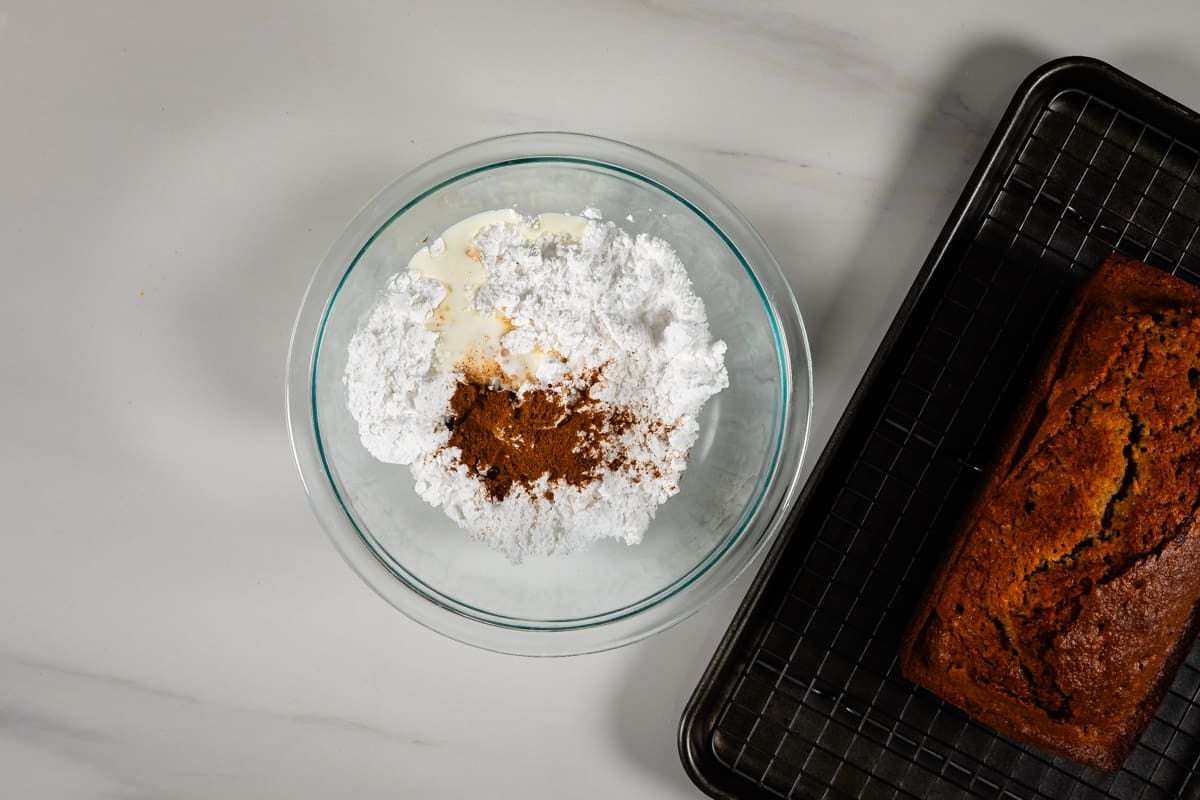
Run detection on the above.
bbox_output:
[679,57,1200,800]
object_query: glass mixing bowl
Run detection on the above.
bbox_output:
[286,133,812,655]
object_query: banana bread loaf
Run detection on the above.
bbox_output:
[899,255,1200,772]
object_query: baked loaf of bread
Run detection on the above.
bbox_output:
[899,255,1200,772]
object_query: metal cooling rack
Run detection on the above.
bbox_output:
[681,58,1200,800]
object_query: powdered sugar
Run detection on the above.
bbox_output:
[344,210,727,561]
[344,271,455,464]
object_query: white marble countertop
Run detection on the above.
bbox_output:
[4,2,1200,798]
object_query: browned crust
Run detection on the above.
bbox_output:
[898,255,1200,772]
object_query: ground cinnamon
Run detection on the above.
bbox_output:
[445,379,633,501]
